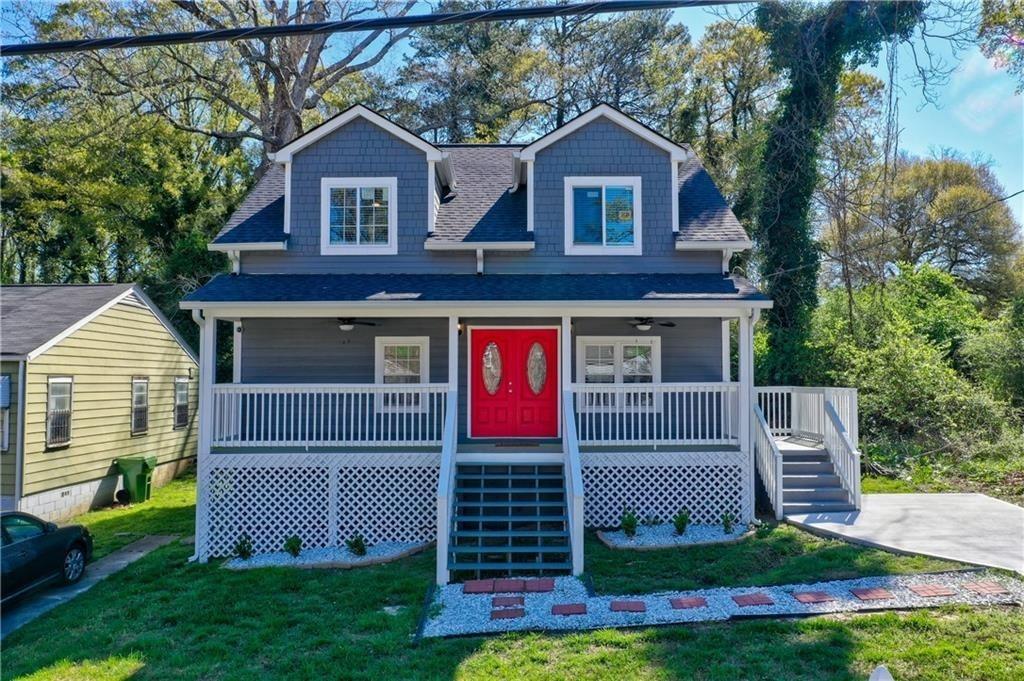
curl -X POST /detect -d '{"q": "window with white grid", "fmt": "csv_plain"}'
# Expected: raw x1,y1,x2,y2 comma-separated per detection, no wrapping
320,177,398,255
375,337,429,412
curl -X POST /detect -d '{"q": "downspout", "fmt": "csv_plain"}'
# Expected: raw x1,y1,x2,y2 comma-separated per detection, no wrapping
14,359,26,509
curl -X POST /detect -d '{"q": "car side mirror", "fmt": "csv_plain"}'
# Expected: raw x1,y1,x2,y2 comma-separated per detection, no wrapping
44,522,58,533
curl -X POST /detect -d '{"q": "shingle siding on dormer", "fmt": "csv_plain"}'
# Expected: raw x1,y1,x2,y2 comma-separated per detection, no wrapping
242,115,722,275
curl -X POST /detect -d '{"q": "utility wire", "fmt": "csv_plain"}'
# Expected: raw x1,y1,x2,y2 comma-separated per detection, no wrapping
0,0,738,57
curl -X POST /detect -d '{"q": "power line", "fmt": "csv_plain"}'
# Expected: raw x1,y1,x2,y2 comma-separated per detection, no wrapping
0,0,738,57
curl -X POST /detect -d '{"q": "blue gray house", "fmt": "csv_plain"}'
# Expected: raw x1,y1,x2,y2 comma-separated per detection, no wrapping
182,104,861,581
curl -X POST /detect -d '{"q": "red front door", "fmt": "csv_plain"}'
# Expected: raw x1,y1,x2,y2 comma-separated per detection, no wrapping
470,328,559,438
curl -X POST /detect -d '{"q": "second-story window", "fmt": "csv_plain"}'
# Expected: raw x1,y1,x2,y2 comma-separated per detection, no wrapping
320,177,399,255
564,176,642,256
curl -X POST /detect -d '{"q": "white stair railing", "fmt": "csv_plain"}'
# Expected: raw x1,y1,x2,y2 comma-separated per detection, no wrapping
569,382,740,446
824,400,861,509
435,389,459,584
753,405,784,519
211,383,449,447
561,390,585,576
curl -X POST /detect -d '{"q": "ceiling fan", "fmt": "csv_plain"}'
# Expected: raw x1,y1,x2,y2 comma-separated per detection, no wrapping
630,317,676,331
337,318,378,332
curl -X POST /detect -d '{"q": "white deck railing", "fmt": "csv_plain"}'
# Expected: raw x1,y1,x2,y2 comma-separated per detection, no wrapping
211,383,450,448
824,400,862,509
755,387,858,448
435,389,459,584
568,382,740,447
561,391,585,575
753,405,784,519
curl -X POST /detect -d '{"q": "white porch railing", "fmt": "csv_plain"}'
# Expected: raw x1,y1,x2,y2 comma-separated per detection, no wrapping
561,391,585,575
755,387,858,448
753,404,784,519
568,382,740,447
824,400,862,509
435,389,459,584
211,383,450,448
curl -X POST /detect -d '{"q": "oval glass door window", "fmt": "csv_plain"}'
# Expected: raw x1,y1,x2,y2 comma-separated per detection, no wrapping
527,342,547,395
482,341,502,395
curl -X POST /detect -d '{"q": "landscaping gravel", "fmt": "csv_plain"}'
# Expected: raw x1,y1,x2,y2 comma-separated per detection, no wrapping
224,541,427,570
599,522,750,548
421,570,1023,638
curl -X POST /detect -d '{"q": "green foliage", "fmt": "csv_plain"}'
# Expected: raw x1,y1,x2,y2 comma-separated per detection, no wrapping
672,509,691,536
962,296,1024,410
979,0,1024,92
346,534,368,557
721,511,736,534
284,535,302,558
234,533,254,561
619,509,639,538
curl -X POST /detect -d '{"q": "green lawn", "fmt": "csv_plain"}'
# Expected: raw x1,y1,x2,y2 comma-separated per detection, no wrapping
5,476,1023,681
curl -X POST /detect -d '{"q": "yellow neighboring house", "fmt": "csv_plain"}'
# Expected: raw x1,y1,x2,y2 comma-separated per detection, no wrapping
0,283,198,520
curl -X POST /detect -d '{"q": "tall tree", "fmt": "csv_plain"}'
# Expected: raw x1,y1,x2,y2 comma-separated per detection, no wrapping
752,1,923,383
979,0,1024,91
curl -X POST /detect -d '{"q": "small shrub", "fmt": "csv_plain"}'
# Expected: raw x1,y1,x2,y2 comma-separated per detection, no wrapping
721,511,737,534
620,509,638,538
234,533,254,560
672,509,691,536
346,534,368,556
284,535,302,557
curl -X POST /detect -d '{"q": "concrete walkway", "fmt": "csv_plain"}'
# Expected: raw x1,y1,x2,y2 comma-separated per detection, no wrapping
787,494,1024,574
1,534,177,639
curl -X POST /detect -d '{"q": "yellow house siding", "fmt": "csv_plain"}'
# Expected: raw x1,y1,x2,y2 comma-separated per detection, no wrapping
1,360,21,496
22,299,198,496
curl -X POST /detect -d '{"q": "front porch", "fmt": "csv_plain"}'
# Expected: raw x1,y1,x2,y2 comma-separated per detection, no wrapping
188,308,859,583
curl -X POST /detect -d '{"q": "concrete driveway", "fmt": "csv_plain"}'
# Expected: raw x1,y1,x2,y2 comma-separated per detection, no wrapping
787,493,1024,574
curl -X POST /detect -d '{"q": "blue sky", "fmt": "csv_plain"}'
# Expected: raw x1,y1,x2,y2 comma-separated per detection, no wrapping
677,5,1024,223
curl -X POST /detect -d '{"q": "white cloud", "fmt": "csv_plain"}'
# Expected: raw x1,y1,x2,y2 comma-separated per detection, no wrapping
952,81,1022,133
950,51,1003,95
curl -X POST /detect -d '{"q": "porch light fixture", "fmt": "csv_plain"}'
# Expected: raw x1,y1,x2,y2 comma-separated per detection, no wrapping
338,320,355,332
633,321,652,332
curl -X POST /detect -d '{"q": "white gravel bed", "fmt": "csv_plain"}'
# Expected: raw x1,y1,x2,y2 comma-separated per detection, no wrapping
421,570,1023,638
224,541,427,570
598,522,750,549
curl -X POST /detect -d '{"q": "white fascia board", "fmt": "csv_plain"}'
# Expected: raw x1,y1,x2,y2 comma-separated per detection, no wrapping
179,299,773,317
423,240,535,251
29,285,199,364
207,241,288,252
675,239,752,251
519,104,688,162
271,105,443,163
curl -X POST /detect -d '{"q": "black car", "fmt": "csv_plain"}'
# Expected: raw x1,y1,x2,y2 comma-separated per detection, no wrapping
1,511,93,604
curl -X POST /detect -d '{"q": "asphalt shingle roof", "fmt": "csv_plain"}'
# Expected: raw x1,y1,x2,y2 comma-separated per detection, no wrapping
1,283,135,356
430,145,529,244
183,273,767,304
212,165,287,245
676,154,750,243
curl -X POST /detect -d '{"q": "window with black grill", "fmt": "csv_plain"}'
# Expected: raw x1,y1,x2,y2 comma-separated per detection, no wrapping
174,377,189,429
132,378,149,435
46,377,72,446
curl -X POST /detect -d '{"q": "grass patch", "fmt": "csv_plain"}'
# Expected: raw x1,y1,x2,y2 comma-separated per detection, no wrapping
861,475,919,494
6,474,1022,681
585,524,962,595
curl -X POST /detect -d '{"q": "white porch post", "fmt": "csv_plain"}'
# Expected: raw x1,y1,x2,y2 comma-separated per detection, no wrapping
436,315,459,585
448,316,459,387
560,316,572,393
721,319,731,382
738,312,755,521
192,311,217,562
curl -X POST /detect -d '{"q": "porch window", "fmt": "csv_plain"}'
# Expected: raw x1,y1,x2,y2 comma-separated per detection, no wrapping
564,176,642,256
131,377,149,435
320,177,398,255
374,337,429,412
576,337,660,410
173,377,189,429
46,377,72,447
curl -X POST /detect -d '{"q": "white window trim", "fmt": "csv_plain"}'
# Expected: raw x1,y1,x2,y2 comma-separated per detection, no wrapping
174,376,190,430
131,377,149,436
575,336,661,413
320,177,399,255
46,376,73,447
564,176,642,256
374,336,430,414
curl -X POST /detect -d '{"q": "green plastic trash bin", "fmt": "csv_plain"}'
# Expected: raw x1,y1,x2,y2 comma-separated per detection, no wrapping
116,455,158,503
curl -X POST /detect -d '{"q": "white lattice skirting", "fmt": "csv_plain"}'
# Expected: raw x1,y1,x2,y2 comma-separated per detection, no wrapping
200,452,439,558
581,451,752,527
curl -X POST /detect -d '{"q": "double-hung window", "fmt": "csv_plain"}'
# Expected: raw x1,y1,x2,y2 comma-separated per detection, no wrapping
564,176,642,255
576,337,660,410
320,177,398,255
1,374,10,452
374,337,429,412
46,377,73,447
131,377,149,435
173,377,189,429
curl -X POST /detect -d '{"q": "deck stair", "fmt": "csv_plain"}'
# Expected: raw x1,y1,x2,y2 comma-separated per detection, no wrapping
779,439,856,515
449,462,572,578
